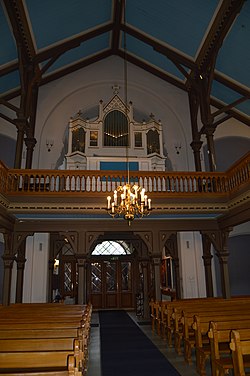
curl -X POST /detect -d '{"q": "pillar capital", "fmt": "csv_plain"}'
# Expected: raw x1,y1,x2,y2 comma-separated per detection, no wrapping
24,136,37,149
202,254,213,266
2,255,15,268
16,258,26,270
190,140,203,152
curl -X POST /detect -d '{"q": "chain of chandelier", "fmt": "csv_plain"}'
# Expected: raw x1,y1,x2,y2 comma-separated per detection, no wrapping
105,0,152,225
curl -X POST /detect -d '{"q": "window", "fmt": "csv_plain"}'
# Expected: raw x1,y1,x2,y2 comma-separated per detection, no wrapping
92,240,132,256
147,129,160,155
134,132,142,147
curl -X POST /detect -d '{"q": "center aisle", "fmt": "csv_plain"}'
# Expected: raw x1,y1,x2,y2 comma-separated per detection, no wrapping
99,310,181,376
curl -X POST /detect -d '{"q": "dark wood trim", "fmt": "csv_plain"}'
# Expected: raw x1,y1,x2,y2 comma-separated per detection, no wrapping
195,0,246,71
122,24,196,70
40,50,113,86
116,50,186,91
111,0,123,52
34,23,114,63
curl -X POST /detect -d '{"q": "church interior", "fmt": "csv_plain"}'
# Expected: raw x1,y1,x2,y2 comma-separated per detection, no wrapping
0,0,249,375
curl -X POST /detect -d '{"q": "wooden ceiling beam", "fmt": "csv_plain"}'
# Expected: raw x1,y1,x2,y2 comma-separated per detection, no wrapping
214,72,250,98
111,0,123,52
210,97,250,126
40,50,112,86
3,0,36,63
212,96,249,119
121,24,196,70
195,0,246,72
116,49,186,92
0,62,19,78
34,23,114,63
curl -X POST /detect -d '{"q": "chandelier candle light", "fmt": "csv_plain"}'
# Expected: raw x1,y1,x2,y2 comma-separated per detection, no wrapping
106,183,152,225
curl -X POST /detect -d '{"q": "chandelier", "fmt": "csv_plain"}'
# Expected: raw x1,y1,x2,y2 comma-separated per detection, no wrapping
106,0,152,225
106,182,152,225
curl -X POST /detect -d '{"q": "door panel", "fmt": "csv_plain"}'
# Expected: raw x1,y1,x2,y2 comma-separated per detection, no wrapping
120,261,133,308
88,259,134,310
105,261,117,308
90,262,103,308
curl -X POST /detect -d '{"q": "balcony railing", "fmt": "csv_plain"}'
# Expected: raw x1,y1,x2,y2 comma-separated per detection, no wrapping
0,152,249,198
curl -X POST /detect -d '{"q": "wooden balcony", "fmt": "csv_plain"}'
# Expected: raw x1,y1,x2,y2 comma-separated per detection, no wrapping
0,152,249,230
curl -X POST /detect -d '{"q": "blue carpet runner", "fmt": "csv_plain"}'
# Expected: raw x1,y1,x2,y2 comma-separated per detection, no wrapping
99,310,181,376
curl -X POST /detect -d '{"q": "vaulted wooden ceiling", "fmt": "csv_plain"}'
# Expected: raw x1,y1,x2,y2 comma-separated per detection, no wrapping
0,0,249,131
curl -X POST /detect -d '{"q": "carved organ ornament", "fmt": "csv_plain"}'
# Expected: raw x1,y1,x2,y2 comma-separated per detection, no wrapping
65,94,165,172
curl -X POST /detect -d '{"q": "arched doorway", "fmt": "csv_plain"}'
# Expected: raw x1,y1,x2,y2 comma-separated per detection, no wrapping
87,240,136,310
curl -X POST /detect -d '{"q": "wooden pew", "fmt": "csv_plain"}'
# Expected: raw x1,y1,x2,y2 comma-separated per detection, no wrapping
0,328,82,339
193,315,250,375
0,337,78,352
174,301,250,357
230,329,250,376
180,307,250,361
0,351,81,375
208,321,250,376
160,297,226,347
149,300,161,334
0,303,92,375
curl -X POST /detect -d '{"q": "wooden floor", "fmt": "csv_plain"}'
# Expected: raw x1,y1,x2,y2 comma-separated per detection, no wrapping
87,311,211,376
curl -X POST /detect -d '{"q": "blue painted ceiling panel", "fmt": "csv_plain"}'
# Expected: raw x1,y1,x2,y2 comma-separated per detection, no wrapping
212,81,250,117
126,33,184,81
215,1,250,88
43,33,110,74
25,0,112,49
0,70,20,94
0,3,17,64
126,0,220,58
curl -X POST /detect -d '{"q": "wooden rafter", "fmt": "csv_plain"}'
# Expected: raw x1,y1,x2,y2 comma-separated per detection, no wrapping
196,0,246,72
34,23,114,64
111,0,123,52
3,0,35,63
116,49,186,91
122,24,196,70
0,0,249,130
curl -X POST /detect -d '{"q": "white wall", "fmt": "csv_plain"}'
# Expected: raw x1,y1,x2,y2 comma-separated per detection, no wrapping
179,231,206,298
23,233,49,303
33,56,193,171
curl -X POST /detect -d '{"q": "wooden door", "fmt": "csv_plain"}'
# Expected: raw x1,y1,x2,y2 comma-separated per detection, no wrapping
88,259,134,310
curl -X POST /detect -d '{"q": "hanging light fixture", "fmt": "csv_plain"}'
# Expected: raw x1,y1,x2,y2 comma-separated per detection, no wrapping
106,0,152,225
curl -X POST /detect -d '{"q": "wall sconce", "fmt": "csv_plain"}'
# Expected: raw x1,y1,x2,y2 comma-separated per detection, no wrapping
174,143,182,155
46,139,54,152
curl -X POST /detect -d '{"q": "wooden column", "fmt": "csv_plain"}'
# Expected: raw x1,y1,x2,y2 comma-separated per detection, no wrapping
205,127,217,172
142,261,149,319
216,250,231,299
76,231,87,305
77,256,87,305
15,241,26,303
2,255,15,305
14,119,26,168
25,137,37,169
48,259,54,303
152,257,161,301
202,229,232,299
201,233,214,297
188,87,203,171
